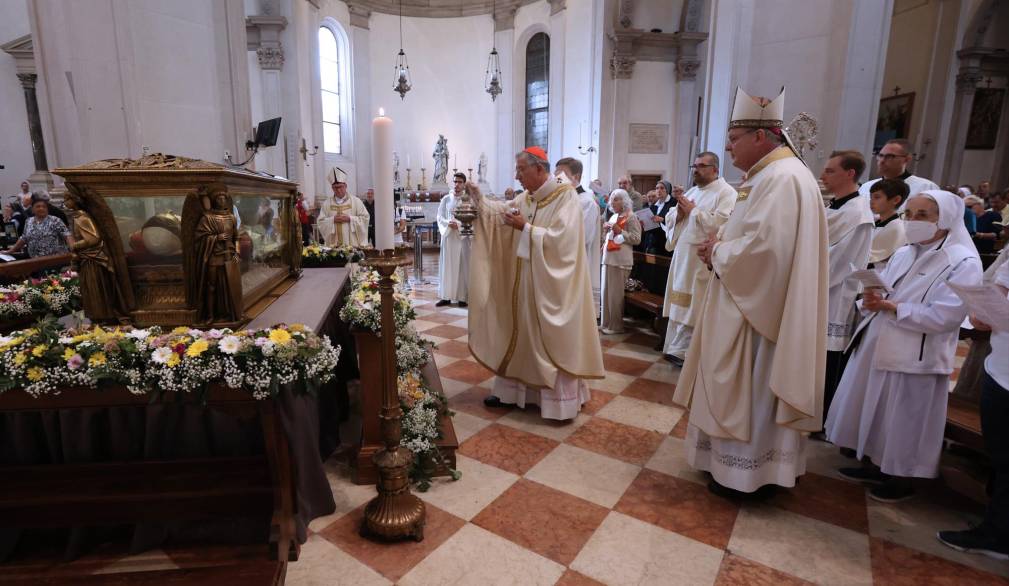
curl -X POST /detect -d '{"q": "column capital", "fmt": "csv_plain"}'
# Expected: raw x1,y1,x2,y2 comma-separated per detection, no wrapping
675,57,700,81
548,0,566,15
247,15,287,71
257,46,285,70
348,3,372,29
17,72,38,90
955,69,983,94
610,55,636,79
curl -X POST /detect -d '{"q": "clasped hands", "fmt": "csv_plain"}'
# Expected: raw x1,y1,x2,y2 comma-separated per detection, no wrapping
696,234,718,267
862,288,897,313
333,214,350,224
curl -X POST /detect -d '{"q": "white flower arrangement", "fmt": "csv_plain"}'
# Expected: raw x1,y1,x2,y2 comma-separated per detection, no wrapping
0,271,80,321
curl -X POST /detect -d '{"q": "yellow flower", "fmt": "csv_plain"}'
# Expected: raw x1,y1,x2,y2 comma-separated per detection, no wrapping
268,328,292,345
186,339,209,357
63,348,75,361
14,353,27,365
32,344,48,357
289,323,305,332
88,352,107,367
26,367,44,381
171,326,190,335
167,353,180,367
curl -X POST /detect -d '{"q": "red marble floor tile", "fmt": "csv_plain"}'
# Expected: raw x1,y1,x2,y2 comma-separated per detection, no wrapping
615,468,740,549
565,416,664,465
448,385,512,420
670,411,689,438
555,568,607,586
418,312,467,324
714,553,813,586
438,359,495,384
458,423,559,475
471,479,609,566
869,537,1009,585
769,472,868,534
621,377,677,406
622,332,662,349
600,338,619,349
581,388,616,415
432,339,473,359
318,503,465,582
602,353,653,377
423,324,469,340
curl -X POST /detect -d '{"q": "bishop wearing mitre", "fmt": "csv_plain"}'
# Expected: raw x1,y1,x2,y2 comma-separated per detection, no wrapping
467,147,605,421
673,88,829,497
318,167,370,247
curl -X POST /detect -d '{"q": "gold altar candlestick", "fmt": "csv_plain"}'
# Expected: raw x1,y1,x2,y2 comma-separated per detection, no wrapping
420,168,427,191
405,168,412,191
361,247,425,542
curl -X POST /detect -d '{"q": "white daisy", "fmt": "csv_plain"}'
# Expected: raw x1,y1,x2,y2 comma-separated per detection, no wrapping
151,347,173,364
219,335,241,355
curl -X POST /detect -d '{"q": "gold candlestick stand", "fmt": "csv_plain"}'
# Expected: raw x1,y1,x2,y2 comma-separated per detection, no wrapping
361,247,425,542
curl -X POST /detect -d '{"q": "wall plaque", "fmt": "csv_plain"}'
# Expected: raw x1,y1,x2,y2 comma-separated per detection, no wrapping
629,123,669,154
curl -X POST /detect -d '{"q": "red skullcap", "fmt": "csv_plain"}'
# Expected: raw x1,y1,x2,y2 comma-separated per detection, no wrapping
523,146,548,161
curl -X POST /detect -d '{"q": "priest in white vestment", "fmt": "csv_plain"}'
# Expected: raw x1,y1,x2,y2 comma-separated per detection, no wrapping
435,173,472,307
867,178,909,270
660,152,736,365
673,88,829,496
468,147,605,421
826,190,982,503
819,150,874,425
317,167,370,247
858,139,938,205
556,157,601,314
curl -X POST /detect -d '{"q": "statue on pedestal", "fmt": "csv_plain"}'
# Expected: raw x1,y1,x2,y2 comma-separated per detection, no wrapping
432,135,449,187
477,152,489,189
182,185,243,325
63,183,135,322
393,151,401,188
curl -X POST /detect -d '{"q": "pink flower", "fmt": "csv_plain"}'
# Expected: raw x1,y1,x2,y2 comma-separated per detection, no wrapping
67,354,84,370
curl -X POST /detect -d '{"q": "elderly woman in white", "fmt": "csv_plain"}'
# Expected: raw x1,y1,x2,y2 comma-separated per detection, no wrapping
599,189,641,334
825,190,982,503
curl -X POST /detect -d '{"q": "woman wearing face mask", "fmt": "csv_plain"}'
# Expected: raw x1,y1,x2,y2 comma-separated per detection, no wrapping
825,190,982,503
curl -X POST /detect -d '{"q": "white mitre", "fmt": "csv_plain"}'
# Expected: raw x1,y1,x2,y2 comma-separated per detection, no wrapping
325,166,349,185
729,87,803,162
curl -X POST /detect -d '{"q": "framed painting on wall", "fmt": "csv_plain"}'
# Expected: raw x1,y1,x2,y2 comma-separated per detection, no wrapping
874,92,915,151
965,88,1005,150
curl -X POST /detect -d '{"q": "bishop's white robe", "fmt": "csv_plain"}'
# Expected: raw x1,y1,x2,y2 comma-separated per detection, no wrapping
661,178,737,359
673,147,829,492
436,192,471,302
468,176,605,420
578,188,602,313
825,194,874,352
859,174,939,206
317,194,370,247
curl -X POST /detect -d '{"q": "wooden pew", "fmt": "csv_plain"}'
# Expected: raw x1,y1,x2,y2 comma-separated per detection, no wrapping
0,253,71,284
625,251,672,333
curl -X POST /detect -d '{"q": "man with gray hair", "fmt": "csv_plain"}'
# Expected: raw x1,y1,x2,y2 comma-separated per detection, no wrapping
617,175,644,210
466,147,605,421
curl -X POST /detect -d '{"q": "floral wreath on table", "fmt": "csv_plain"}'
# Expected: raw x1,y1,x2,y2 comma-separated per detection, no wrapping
340,268,460,491
0,271,80,322
301,244,365,268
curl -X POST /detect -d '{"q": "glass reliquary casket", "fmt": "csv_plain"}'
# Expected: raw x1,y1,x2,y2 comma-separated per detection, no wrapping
53,154,301,328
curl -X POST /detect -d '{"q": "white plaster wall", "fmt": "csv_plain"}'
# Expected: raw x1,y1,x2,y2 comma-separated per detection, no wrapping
0,0,33,198
631,0,682,33
624,61,676,183
881,0,940,146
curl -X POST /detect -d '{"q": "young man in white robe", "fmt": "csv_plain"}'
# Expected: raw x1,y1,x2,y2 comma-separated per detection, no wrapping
819,150,874,428
435,173,472,307
858,139,938,204
673,88,829,497
660,152,736,366
556,157,601,315
825,190,982,503
867,179,909,270
468,147,605,421
317,167,370,247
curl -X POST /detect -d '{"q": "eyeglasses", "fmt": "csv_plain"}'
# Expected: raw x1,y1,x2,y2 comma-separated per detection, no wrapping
876,153,907,161
727,129,757,145
690,164,715,170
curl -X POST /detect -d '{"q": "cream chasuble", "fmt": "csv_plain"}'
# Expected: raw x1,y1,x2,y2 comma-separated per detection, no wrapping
468,176,605,393
674,147,829,441
661,177,737,324
318,194,370,247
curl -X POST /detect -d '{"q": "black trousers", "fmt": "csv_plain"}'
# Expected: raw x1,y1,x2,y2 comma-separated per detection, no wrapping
823,350,849,428
981,371,1009,539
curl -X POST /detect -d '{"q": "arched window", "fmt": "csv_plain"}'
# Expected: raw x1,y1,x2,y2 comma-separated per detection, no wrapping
524,32,550,151
319,26,343,154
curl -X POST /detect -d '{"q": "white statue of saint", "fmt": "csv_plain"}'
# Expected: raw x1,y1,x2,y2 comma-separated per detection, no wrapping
432,135,449,186
477,152,488,185
393,151,401,187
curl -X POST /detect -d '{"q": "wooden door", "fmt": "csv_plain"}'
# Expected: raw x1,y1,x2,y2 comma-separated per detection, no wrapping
631,174,661,197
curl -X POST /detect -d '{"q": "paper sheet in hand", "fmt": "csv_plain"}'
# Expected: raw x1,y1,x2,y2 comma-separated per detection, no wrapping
946,281,1009,331
850,269,892,293
635,208,659,231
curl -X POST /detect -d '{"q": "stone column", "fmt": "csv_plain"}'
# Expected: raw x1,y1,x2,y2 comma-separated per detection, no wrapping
349,4,373,196
607,55,635,183
247,15,288,177
494,8,516,193
547,0,567,160
941,65,983,184
672,52,701,186
17,72,53,190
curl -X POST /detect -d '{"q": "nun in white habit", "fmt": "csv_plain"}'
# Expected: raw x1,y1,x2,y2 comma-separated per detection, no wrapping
825,190,982,503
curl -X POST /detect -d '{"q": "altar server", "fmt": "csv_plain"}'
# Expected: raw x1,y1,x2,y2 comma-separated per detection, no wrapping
435,173,472,307
859,139,938,204
660,152,736,365
819,150,874,423
673,87,829,496
826,190,982,503
469,148,605,420
556,157,601,313
867,179,909,270
318,167,370,247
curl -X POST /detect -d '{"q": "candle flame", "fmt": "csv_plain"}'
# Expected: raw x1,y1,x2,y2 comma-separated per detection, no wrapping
378,107,385,116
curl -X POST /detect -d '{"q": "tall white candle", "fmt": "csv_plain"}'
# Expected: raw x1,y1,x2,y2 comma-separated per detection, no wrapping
406,153,411,168
372,108,394,250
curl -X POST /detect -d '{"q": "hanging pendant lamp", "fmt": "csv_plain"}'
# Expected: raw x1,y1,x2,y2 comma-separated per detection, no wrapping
393,0,412,99
485,0,503,101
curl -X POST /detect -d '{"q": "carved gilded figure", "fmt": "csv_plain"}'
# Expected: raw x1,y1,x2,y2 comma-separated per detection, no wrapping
183,186,243,324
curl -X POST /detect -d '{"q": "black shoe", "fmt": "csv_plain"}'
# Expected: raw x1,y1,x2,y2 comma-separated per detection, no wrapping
435,300,451,307
483,396,505,408
869,482,915,503
458,302,468,308
708,479,776,501
663,354,684,367
937,527,1009,561
809,431,827,442
838,466,887,485
839,447,857,459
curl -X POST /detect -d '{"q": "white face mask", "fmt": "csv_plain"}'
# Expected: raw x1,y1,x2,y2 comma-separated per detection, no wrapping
904,220,938,244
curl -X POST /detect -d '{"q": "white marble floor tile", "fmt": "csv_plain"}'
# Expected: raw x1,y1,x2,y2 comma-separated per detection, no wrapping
639,361,681,384
608,344,663,363
439,377,472,398
416,455,519,521
308,462,380,532
645,435,708,485
497,410,589,442
286,535,391,586
433,354,460,368
595,395,683,434
450,410,493,443
589,372,637,394
525,444,641,508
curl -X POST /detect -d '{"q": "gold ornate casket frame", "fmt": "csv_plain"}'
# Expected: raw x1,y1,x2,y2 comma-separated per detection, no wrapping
54,155,301,328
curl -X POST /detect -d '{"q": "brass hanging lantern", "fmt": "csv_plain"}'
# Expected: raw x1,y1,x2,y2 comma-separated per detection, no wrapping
485,0,503,101
393,0,412,99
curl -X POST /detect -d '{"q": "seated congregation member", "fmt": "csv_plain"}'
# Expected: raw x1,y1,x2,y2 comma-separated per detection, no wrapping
556,157,601,313
6,192,72,258
868,178,909,270
2,202,21,243
972,190,1005,257
600,190,641,334
825,190,982,503
660,152,736,366
820,150,875,425
435,173,472,307
937,248,1009,560
643,181,676,255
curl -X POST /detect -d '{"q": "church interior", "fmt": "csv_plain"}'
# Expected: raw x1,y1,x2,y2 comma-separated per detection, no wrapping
1,0,1008,584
